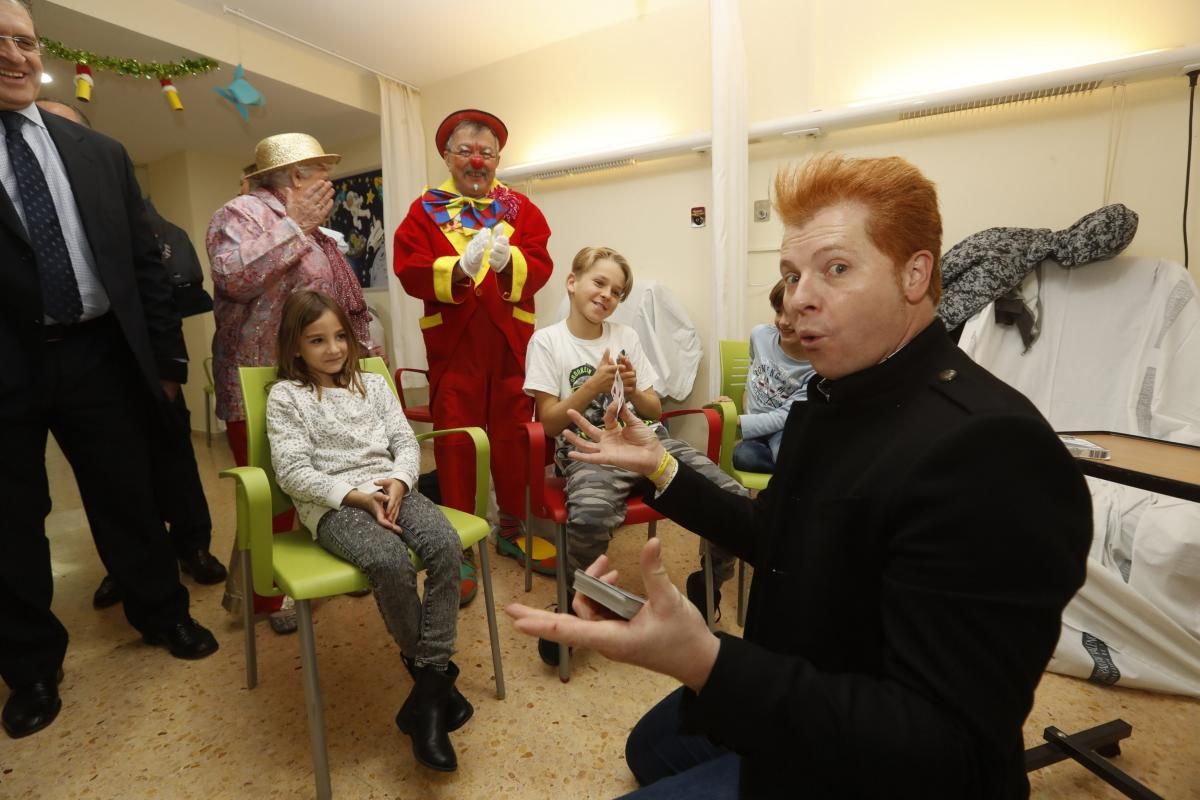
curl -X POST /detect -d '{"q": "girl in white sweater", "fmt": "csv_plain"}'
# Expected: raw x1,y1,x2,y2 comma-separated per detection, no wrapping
266,290,466,772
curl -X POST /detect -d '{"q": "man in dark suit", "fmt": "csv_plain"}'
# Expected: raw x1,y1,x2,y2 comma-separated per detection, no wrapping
0,0,217,740
508,154,1093,798
34,99,228,608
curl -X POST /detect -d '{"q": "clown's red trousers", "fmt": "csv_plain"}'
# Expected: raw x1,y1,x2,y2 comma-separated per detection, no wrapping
430,308,531,519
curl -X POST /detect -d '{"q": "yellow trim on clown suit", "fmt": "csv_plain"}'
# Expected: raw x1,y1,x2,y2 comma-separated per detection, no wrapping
419,312,444,330
506,242,528,303
512,307,535,325
433,256,461,303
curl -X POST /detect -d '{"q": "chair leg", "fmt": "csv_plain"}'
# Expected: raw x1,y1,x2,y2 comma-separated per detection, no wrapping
296,599,332,800
555,523,571,682
647,519,657,539
523,489,533,593
736,558,748,628
240,549,258,689
204,393,212,448
476,542,506,700
703,541,716,632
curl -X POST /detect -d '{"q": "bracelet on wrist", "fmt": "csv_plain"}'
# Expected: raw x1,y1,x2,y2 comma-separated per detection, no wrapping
647,450,674,482
652,456,679,491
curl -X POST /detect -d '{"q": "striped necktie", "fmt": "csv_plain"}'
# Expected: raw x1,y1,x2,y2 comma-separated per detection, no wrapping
2,111,83,324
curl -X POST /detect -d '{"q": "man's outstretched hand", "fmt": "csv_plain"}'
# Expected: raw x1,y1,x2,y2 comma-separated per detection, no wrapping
505,538,719,692
563,400,664,477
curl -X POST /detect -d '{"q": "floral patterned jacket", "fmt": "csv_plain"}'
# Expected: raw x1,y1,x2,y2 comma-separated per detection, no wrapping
206,188,375,421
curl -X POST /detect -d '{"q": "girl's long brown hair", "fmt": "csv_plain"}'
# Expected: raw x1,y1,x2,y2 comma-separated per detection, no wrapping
275,290,365,397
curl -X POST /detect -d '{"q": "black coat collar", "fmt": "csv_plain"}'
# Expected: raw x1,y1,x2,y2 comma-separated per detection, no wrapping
810,318,950,406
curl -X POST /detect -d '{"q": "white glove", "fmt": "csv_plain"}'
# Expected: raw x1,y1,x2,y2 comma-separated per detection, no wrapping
459,227,491,280
488,227,511,273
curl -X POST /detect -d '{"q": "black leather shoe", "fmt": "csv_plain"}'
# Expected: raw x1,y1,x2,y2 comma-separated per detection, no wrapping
143,618,219,660
178,549,228,585
536,636,572,667
92,574,122,609
2,669,63,739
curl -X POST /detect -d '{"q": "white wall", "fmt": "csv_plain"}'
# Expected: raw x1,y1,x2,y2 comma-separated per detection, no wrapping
418,0,1200,414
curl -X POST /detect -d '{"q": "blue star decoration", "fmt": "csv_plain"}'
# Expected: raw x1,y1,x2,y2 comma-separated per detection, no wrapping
214,64,265,121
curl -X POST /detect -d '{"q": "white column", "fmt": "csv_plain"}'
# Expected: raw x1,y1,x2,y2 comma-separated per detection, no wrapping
709,0,748,395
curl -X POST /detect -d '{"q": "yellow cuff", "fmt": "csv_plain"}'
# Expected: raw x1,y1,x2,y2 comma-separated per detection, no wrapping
505,245,529,302
433,256,461,303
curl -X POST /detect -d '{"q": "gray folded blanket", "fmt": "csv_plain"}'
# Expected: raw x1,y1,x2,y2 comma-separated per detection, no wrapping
937,204,1139,348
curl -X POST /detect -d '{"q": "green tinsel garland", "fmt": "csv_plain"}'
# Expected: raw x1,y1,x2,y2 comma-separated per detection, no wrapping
40,37,219,80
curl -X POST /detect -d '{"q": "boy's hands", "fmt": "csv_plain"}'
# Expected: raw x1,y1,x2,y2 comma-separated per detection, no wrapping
585,349,620,397
617,352,637,394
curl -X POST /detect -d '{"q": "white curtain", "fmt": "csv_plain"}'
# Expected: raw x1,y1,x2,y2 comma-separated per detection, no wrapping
378,76,428,379
709,0,749,396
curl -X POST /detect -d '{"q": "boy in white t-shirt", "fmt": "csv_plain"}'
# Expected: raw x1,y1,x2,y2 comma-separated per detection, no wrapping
523,247,745,664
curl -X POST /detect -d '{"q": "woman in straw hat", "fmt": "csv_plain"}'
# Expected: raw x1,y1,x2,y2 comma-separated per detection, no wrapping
206,133,381,632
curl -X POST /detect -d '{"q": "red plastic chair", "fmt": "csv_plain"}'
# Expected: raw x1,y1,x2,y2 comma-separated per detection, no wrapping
394,367,433,425
523,407,723,681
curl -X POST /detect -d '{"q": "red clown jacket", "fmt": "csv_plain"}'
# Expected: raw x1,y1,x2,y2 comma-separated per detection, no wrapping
393,179,553,381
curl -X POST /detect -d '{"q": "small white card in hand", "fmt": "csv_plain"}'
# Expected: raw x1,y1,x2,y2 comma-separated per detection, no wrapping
574,570,645,620
610,358,625,409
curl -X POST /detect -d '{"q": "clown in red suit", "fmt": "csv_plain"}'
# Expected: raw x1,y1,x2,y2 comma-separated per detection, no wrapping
395,109,556,598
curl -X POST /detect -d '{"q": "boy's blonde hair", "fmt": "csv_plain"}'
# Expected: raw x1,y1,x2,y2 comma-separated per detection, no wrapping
570,246,633,301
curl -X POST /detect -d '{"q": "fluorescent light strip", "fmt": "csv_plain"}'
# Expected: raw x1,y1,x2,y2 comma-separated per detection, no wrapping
498,44,1200,184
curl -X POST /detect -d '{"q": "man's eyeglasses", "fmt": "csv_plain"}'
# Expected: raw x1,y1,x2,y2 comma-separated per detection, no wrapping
0,35,40,54
447,148,499,163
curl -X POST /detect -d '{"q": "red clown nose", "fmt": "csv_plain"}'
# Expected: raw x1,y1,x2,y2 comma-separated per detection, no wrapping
470,155,485,169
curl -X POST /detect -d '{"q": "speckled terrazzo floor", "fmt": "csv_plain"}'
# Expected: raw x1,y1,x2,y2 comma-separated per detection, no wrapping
1,435,1197,799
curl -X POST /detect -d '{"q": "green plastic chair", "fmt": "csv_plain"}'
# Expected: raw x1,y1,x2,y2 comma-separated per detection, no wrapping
220,357,505,800
202,356,216,448
707,339,773,627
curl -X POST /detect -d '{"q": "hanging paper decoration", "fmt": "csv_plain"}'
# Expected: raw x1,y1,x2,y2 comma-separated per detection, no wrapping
74,63,93,102
214,65,266,121
161,78,183,111
40,38,219,81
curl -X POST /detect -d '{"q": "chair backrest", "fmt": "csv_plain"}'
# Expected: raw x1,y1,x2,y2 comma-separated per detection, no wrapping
238,356,397,518
719,339,751,415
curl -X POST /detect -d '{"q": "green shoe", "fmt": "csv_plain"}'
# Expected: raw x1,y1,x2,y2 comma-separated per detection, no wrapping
495,533,557,576
459,559,478,607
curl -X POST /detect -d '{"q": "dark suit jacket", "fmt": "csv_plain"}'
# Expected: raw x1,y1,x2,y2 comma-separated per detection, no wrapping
0,109,185,413
650,320,1092,799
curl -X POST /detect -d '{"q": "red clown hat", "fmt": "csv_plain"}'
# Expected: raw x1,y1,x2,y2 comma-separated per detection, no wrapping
434,108,508,154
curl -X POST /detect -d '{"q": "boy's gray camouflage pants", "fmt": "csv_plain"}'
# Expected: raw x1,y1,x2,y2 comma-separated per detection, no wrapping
557,431,746,586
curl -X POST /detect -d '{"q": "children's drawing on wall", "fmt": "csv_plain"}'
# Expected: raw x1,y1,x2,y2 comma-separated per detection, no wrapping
325,169,388,289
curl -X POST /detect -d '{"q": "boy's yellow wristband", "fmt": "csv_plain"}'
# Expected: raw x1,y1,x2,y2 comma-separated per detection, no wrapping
647,450,674,482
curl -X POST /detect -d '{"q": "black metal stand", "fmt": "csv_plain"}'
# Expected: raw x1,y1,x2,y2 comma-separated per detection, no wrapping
1024,719,1163,800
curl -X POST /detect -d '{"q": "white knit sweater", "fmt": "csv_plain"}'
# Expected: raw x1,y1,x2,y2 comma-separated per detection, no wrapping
266,372,420,536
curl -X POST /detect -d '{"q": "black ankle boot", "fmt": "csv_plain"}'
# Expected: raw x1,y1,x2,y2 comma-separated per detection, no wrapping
401,655,473,732
395,664,457,771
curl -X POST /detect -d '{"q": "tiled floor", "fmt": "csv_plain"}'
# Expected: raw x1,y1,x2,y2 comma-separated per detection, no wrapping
1,435,1197,799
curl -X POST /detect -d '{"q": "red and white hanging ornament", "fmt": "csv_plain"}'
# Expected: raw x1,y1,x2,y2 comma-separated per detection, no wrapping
74,63,94,102
161,78,183,111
